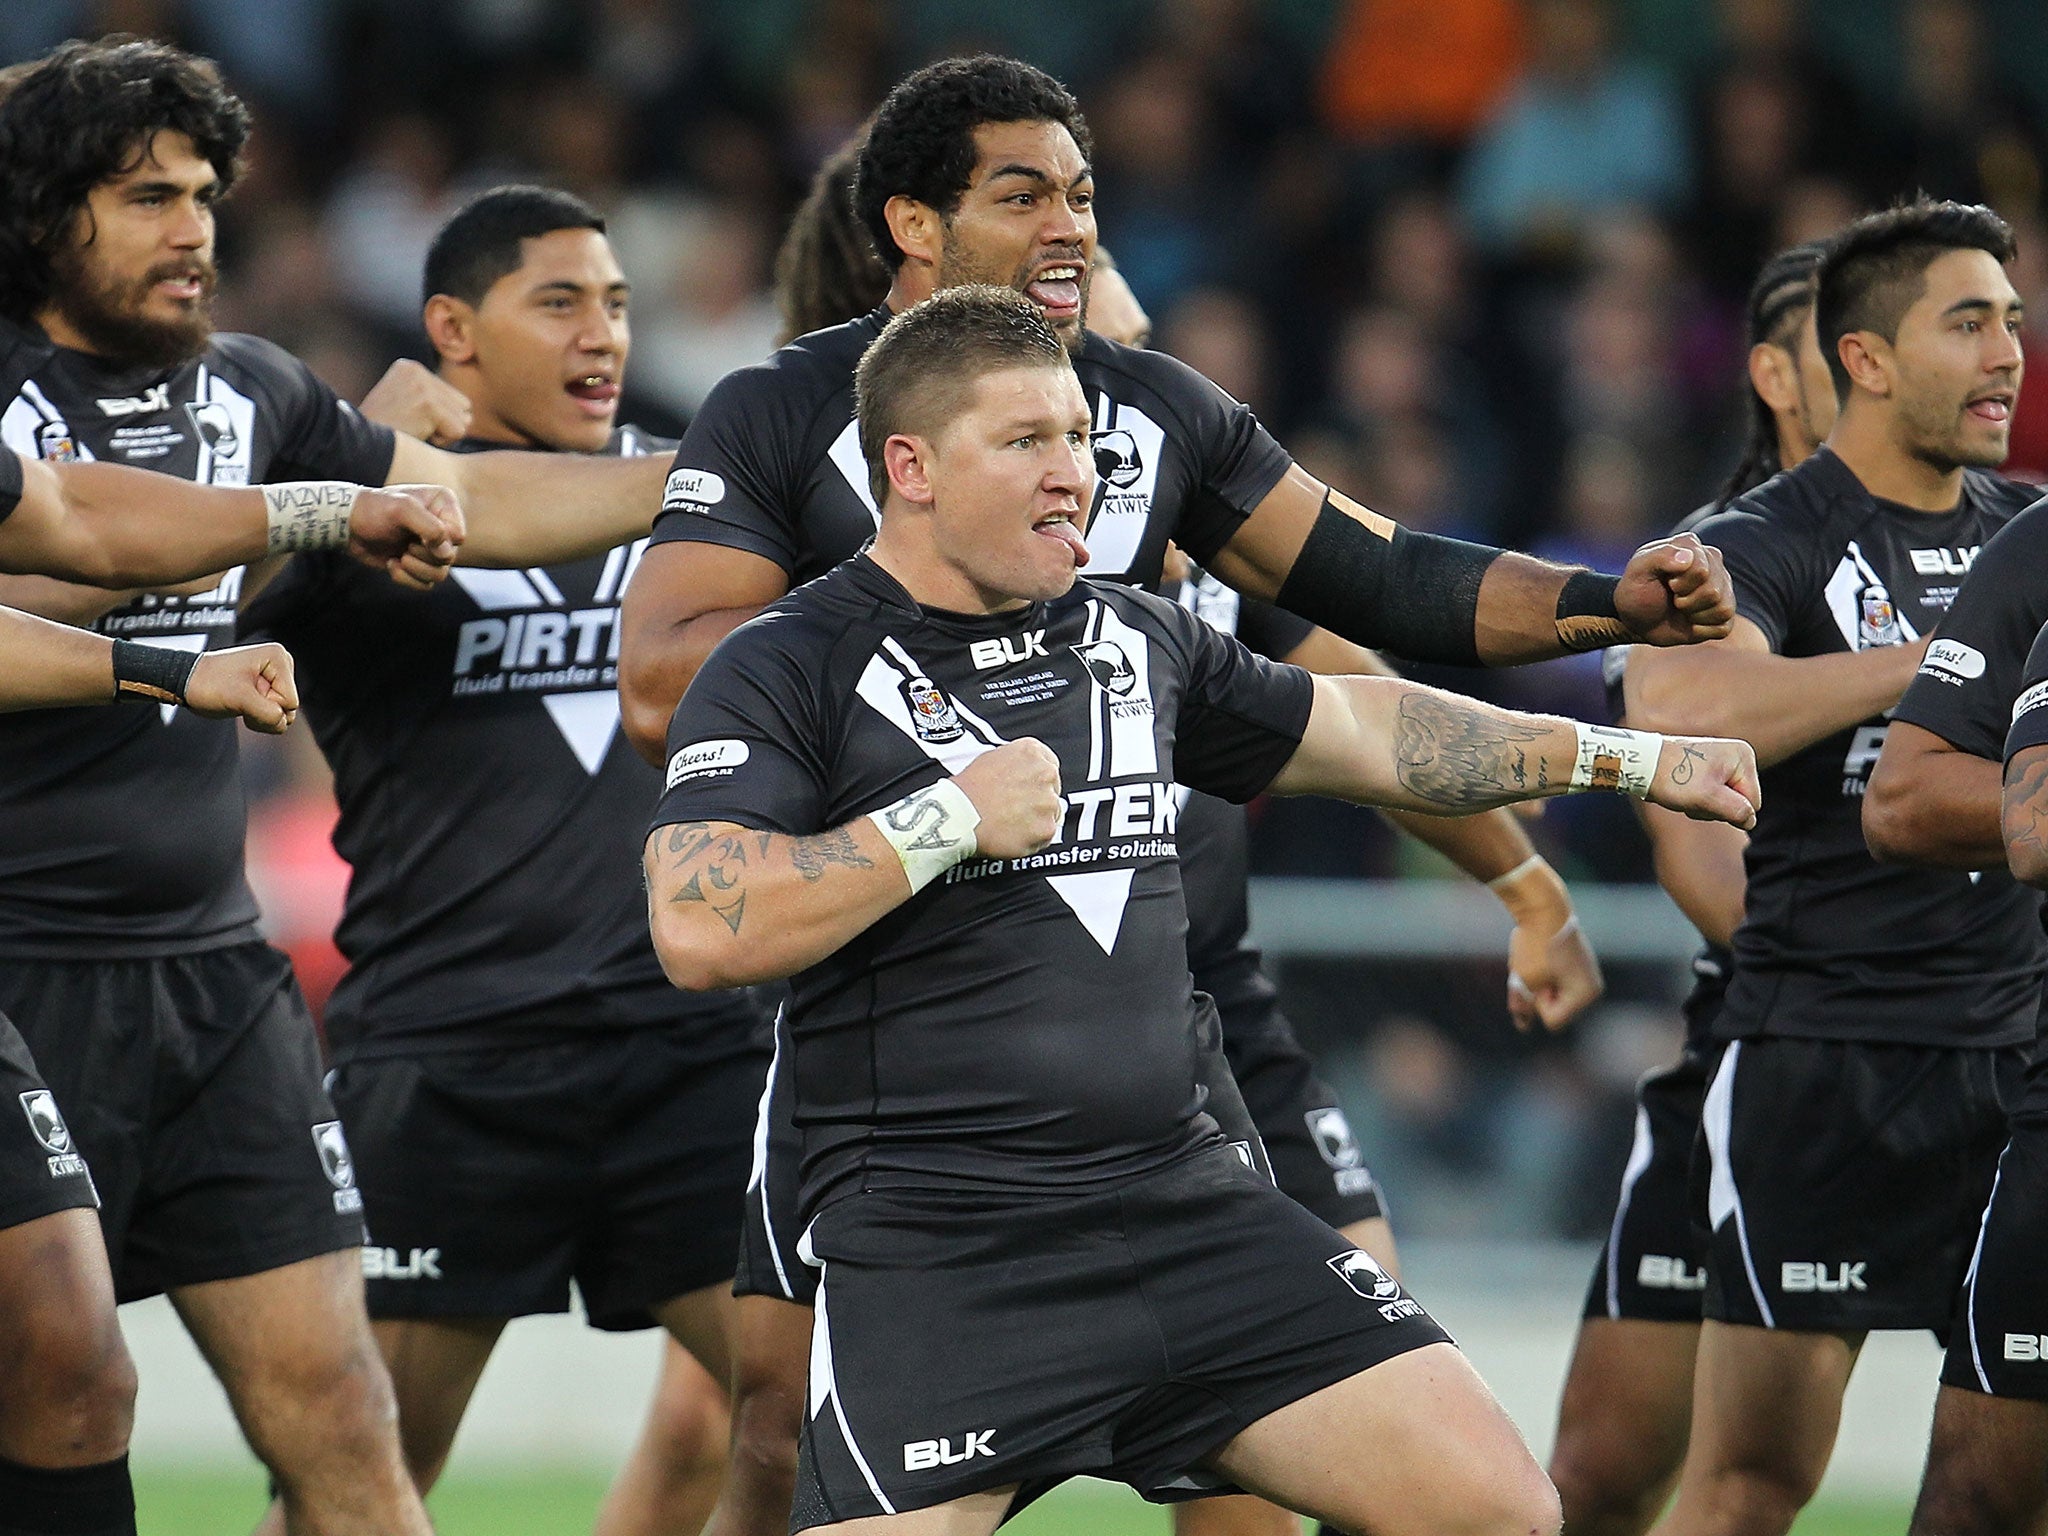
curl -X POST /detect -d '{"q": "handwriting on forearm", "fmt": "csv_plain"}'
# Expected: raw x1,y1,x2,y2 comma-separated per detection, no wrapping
657,820,877,937
1392,691,1552,809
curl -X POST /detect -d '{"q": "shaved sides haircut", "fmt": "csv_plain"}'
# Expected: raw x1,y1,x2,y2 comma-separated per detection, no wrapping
423,184,607,308
1816,198,2017,401
854,284,1071,504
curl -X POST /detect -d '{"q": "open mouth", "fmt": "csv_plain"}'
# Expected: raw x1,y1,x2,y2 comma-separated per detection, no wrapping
1034,510,1089,565
1024,264,1083,318
565,373,620,415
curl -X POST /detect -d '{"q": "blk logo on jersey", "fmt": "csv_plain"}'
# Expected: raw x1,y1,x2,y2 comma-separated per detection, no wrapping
99,385,170,417
313,1120,364,1215
19,1091,89,1182
901,677,966,743
970,632,1048,670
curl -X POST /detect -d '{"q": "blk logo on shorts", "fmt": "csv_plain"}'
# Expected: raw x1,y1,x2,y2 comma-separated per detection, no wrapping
19,1091,90,1183
313,1121,364,1215
903,1432,994,1471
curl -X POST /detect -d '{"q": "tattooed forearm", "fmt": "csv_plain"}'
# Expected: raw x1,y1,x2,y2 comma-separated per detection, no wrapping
790,827,876,881
1392,691,1556,809
2003,752,2048,877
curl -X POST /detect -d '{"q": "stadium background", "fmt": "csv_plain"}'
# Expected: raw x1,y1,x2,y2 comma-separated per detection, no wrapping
5,0,2043,1530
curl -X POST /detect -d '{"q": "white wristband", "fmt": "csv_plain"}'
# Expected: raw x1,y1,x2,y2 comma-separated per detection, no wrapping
866,778,981,894
1485,853,1549,894
263,482,360,553
1571,723,1663,798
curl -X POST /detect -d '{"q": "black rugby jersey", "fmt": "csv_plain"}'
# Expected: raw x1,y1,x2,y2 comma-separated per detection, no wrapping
0,321,396,957
0,448,20,514
1169,572,1312,1055
649,307,1293,586
650,557,1314,1215
1600,502,1733,1046
1694,448,2042,1047
243,428,759,1060
1895,493,2048,762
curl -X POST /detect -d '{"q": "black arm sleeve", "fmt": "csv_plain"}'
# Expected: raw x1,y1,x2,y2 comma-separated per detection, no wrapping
2004,622,2048,765
0,449,19,525
1272,496,1496,667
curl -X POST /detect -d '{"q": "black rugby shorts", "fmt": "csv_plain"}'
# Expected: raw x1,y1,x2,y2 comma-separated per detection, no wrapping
1942,1055,2048,1400
1224,1003,1386,1231
789,1142,1448,1530
0,1009,99,1231
334,1028,767,1329
0,943,364,1300
1582,1044,1718,1323
1696,1036,2017,1334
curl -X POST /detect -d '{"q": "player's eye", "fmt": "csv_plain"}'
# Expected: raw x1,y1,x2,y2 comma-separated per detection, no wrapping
1066,430,1087,447
1012,434,1036,449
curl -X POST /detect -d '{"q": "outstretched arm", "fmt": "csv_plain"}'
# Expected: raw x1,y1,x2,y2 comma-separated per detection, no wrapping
0,604,299,731
388,432,664,568
0,455,462,589
1204,466,1735,667
1279,625,1602,1030
1267,673,1760,828
2004,744,2048,887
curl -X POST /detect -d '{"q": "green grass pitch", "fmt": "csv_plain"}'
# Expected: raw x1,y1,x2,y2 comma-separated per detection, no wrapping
132,1466,1912,1535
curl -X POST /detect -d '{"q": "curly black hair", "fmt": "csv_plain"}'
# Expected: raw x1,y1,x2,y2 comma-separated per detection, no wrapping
1715,242,1824,510
775,132,890,343
0,36,250,324
1815,197,2016,403
854,56,1092,273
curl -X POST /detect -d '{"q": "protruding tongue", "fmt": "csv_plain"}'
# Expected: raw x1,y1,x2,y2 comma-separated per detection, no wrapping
1026,277,1081,310
1039,517,1090,566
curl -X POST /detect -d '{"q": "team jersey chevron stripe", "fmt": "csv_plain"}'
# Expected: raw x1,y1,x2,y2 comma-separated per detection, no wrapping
826,419,880,526
1823,538,1919,649
1077,598,1160,780
855,633,1143,955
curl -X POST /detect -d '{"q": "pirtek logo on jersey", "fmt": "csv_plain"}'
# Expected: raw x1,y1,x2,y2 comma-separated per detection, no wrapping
903,1433,994,1471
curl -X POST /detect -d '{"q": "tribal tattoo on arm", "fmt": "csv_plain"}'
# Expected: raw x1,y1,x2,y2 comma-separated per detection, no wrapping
656,821,877,936
1392,691,1556,810
2003,750,2048,877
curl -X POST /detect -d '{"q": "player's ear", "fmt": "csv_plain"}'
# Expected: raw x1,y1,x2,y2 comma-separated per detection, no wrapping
1748,341,1797,414
884,195,941,272
884,433,936,506
1837,329,1892,401
423,295,478,367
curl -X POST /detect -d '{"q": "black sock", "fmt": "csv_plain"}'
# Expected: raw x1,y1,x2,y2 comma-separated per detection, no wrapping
0,1454,135,1536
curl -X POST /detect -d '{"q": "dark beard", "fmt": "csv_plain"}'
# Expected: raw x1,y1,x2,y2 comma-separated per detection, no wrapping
46,246,216,370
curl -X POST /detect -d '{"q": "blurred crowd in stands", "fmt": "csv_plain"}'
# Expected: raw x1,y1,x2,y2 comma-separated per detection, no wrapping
7,0,2046,1235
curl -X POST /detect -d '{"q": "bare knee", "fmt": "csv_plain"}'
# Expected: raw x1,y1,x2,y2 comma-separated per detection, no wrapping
0,1310,137,1466
243,1331,402,1475
728,1374,801,1488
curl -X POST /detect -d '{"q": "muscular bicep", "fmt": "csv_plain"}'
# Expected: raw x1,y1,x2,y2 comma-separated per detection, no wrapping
619,541,792,764
1203,465,1329,601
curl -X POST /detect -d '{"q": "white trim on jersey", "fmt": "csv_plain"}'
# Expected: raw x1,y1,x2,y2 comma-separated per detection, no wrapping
810,1273,897,1514
1604,1104,1657,1318
1962,1145,2007,1393
1702,1042,1775,1327
748,1013,797,1301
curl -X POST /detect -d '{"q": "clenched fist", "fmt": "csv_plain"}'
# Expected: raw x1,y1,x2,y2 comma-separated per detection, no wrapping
1648,735,1761,830
348,484,465,590
359,359,473,446
1618,532,1736,645
184,643,300,734
953,739,1065,858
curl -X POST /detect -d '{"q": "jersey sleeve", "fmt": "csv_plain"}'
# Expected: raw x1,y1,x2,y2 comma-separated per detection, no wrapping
1896,497,2048,760
225,335,397,485
648,365,810,575
1158,597,1315,801
1232,592,1316,663
647,610,834,837
1124,348,1292,567
0,449,20,523
2003,621,2048,762
1689,506,1812,653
